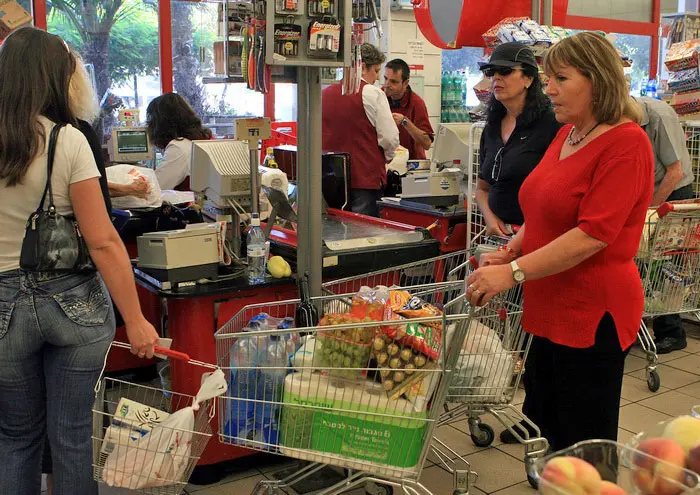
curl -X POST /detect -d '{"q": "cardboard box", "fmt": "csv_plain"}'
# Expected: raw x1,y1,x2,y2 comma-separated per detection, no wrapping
0,0,32,39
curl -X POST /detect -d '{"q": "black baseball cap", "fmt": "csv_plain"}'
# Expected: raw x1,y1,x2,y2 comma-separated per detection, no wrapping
483,42,538,70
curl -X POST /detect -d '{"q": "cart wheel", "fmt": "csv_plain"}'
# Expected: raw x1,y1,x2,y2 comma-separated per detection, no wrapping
528,473,538,489
365,481,393,495
647,370,661,392
470,423,495,447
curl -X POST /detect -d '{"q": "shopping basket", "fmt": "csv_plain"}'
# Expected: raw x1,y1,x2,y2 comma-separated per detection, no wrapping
92,342,220,494
636,201,700,392
533,439,699,495
214,282,475,495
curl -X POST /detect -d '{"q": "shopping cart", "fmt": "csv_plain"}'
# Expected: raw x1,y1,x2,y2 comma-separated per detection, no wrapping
636,201,700,392
465,122,487,247
92,342,220,494
215,282,479,495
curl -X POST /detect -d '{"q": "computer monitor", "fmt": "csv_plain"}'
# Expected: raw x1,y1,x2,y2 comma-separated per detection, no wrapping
431,123,473,173
111,127,153,163
190,139,257,207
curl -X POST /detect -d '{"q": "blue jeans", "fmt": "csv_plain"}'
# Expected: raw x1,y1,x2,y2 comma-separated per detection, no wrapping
350,189,382,217
0,270,115,495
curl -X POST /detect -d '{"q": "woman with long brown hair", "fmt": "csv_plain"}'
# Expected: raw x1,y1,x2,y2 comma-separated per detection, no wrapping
0,27,159,494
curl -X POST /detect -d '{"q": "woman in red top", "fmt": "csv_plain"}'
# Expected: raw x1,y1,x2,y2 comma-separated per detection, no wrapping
465,32,654,451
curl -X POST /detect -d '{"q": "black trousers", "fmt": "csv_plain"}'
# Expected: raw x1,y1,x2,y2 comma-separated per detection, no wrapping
654,183,694,341
522,313,629,452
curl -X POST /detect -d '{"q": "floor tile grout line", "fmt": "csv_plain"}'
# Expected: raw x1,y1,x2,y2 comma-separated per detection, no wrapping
488,478,534,495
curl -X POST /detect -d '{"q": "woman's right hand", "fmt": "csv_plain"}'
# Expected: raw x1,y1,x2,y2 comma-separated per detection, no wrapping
128,177,151,199
480,250,516,267
125,317,160,359
485,213,508,237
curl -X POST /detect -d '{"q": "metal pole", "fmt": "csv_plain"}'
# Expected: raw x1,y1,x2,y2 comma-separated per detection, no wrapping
531,0,541,24
542,0,553,26
307,67,323,299
296,67,310,282
249,147,260,214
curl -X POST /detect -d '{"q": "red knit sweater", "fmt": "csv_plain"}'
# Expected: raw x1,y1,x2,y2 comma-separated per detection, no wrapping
518,122,654,350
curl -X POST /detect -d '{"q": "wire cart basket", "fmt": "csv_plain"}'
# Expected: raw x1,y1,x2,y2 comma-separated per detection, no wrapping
636,201,700,392
466,122,486,247
215,282,479,495
92,343,219,494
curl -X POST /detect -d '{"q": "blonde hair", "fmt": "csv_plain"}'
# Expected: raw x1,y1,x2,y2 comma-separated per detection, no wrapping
68,52,99,122
544,32,641,124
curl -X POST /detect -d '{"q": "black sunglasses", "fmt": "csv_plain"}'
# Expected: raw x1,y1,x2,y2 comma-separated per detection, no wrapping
482,67,524,78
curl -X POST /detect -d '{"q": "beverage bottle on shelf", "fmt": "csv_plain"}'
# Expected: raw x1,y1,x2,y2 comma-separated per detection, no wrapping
255,335,290,445
247,213,267,284
640,79,648,97
646,79,657,99
262,147,278,168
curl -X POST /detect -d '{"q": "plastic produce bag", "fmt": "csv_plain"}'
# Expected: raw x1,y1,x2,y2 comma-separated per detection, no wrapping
101,369,227,489
106,164,162,210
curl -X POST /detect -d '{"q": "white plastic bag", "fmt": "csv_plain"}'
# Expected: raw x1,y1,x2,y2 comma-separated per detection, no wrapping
101,369,227,489
106,164,162,209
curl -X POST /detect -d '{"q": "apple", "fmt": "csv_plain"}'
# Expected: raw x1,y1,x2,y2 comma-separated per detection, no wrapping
632,437,687,495
601,480,627,495
540,456,602,495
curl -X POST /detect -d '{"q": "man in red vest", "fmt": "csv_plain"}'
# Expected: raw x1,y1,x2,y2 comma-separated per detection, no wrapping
383,59,433,160
322,43,399,217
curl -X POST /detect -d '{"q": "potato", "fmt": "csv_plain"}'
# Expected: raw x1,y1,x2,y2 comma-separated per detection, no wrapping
387,344,400,356
404,363,416,375
400,348,413,362
377,352,389,365
383,379,394,391
393,371,405,383
414,355,427,368
389,357,401,369
380,368,391,378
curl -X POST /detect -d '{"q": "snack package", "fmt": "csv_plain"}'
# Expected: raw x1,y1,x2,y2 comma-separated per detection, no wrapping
669,68,700,93
671,90,700,115
350,286,389,321
371,332,435,398
518,19,541,34
473,77,491,104
665,40,700,72
548,26,569,39
383,291,442,360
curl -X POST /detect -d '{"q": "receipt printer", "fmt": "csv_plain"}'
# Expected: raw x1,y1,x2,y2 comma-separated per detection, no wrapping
137,227,220,283
400,168,461,208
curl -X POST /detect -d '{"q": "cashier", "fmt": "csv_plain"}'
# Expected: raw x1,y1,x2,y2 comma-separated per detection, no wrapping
477,43,561,235
146,92,213,190
383,59,434,160
322,43,399,217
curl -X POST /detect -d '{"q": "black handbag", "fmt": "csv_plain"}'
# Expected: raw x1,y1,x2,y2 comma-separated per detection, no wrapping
19,124,95,273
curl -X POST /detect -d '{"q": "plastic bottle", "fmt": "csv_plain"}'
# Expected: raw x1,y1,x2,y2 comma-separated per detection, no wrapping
646,79,657,99
640,79,648,97
247,213,267,284
262,147,278,168
255,335,290,444
227,334,261,440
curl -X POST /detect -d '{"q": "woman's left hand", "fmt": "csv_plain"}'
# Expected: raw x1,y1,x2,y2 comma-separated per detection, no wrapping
465,264,517,306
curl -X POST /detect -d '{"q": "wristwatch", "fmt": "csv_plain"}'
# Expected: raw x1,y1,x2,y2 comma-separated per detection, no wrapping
401,117,409,127
510,260,525,284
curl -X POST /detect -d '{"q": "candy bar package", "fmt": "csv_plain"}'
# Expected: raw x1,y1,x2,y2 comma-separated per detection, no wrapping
497,24,520,43
518,19,540,34
482,17,530,48
665,40,700,72
669,68,700,93
671,90,700,115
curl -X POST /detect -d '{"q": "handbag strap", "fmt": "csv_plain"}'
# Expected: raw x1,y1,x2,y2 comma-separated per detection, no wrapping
38,123,67,213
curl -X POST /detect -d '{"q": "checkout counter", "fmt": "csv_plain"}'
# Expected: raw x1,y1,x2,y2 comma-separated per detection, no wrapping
111,135,439,470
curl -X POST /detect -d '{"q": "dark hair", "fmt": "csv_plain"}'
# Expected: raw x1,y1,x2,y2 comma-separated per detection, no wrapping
146,93,212,149
0,27,77,186
386,59,410,81
485,65,551,128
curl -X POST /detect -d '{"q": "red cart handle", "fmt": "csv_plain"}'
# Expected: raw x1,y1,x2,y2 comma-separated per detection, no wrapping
154,346,191,361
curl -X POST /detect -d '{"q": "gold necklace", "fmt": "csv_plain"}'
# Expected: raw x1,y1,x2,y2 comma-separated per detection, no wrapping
567,122,601,146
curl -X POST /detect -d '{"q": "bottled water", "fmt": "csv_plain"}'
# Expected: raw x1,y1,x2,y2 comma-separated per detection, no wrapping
228,334,261,441
247,213,267,283
255,335,290,445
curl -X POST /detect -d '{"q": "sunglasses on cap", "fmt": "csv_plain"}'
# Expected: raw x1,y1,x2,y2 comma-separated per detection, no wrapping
482,67,524,78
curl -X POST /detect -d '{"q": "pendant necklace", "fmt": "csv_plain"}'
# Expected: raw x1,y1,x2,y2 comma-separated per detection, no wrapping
567,122,600,146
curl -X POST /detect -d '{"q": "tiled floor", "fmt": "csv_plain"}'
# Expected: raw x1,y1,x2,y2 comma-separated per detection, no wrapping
179,330,700,495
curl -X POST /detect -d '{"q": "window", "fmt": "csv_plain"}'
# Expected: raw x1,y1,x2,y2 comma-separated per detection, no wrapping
171,1,264,138
611,34,651,95
567,0,653,23
442,46,484,108
47,1,161,143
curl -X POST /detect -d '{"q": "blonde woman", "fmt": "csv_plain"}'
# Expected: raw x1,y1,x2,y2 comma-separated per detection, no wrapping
0,27,159,494
466,32,654,451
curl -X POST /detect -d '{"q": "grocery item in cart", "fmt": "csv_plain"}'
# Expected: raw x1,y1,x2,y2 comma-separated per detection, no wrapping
660,264,694,312
102,369,227,490
316,313,376,379
665,40,700,72
279,372,427,469
451,320,512,401
384,291,442,360
99,398,170,459
371,332,436,399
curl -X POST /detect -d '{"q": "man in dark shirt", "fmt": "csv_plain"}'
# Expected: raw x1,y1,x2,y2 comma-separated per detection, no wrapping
383,59,434,160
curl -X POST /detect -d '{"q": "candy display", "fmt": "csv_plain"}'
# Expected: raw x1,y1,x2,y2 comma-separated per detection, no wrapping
668,68,700,94
671,90,700,115
665,40,700,72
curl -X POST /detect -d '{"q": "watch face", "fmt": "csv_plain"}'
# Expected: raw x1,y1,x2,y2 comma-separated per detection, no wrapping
514,270,525,283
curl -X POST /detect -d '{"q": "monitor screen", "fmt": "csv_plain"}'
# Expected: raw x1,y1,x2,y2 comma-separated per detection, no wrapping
116,129,149,154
